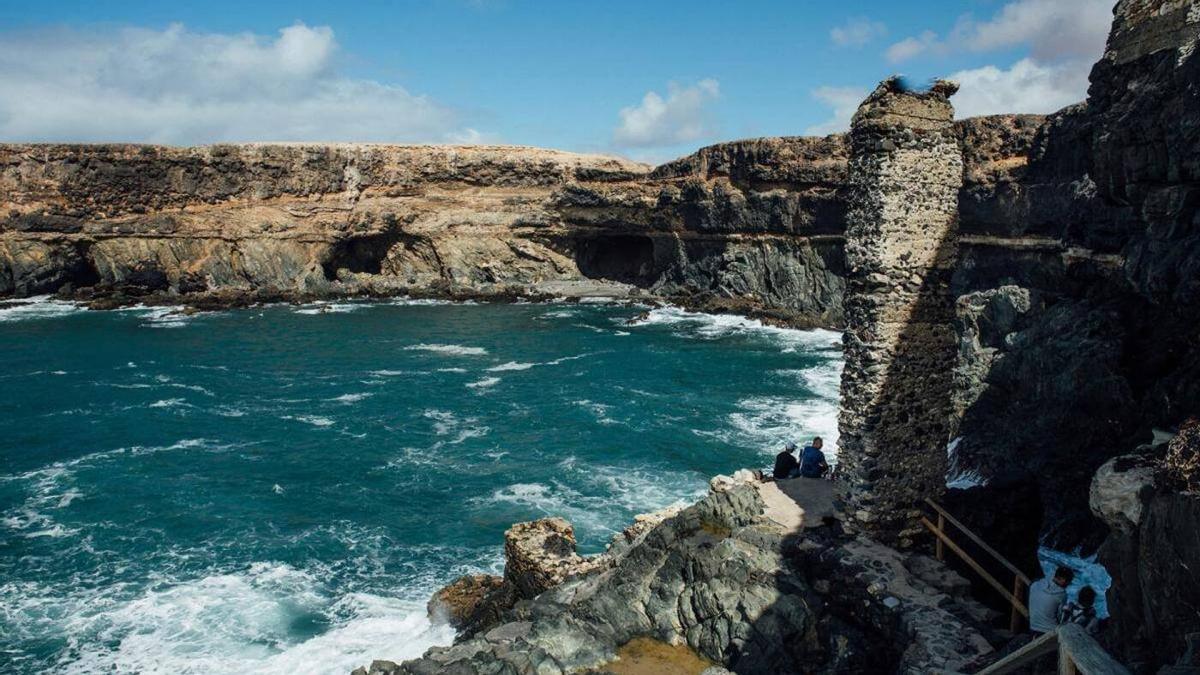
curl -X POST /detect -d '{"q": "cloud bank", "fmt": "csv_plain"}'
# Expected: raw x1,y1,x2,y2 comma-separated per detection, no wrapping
810,0,1114,134
0,23,486,145
613,79,721,148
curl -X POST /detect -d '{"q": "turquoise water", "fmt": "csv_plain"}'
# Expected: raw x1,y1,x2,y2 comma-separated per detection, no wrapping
0,298,842,674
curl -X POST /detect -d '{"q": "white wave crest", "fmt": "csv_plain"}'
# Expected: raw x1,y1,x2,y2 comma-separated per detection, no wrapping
486,362,535,372
149,398,188,409
404,344,488,356
5,562,456,675
466,377,500,390
423,410,489,445
0,295,86,323
574,399,619,426
328,393,373,404
295,303,365,315
282,415,335,428
710,395,840,463
626,306,842,353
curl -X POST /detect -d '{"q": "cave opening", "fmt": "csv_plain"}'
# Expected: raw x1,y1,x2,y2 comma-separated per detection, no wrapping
322,231,403,280
574,234,658,286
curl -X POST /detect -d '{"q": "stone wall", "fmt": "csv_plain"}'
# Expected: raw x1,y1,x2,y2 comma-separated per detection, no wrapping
837,79,964,546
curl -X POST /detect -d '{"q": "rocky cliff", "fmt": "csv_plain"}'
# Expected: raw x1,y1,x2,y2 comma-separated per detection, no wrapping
0,139,848,325
946,0,1200,552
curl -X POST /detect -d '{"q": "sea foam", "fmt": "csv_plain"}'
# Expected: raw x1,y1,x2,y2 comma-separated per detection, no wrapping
404,344,488,356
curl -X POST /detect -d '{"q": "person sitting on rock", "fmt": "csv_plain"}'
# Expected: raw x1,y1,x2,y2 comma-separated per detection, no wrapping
772,442,799,479
1028,565,1075,633
798,437,830,479
1059,585,1101,636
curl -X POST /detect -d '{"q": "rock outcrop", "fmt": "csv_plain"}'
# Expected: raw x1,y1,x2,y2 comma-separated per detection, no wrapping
427,517,602,638
837,78,963,545
944,0,1200,552
1093,423,1200,670
361,481,998,675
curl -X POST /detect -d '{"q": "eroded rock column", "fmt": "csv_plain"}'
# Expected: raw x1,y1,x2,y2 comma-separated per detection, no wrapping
837,78,963,546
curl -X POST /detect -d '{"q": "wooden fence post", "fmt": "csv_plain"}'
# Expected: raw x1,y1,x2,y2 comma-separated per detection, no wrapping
936,513,945,561
1011,576,1026,633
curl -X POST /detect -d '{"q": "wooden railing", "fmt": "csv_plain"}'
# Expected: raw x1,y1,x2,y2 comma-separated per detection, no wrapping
920,498,1031,632
944,624,1131,675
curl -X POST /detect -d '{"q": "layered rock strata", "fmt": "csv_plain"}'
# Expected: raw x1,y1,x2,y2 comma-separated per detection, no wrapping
0,139,848,325
837,79,964,545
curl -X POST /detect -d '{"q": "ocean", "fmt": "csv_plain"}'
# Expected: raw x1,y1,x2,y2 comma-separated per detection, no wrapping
0,297,843,674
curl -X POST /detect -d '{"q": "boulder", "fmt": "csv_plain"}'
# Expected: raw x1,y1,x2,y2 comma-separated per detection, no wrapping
1090,454,1158,532
503,517,600,599
426,517,602,640
426,574,505,630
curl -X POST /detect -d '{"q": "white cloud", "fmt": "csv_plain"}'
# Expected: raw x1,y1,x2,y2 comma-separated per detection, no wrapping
886,0,1114,63
0,23,486,145
831,18,888,48
886,31,939,62
949,57,1092,118
613,79,720,148
804,86,869,136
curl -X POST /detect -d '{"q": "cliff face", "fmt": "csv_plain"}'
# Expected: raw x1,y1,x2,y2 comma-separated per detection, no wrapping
947,0,1200,550
0,139,848,325
0,144,645,297
1,0,1195,575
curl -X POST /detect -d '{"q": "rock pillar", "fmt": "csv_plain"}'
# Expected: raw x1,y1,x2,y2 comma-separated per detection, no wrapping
837,78,963,546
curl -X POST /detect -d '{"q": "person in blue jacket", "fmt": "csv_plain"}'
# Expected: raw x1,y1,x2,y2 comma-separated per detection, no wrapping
798,437,830,478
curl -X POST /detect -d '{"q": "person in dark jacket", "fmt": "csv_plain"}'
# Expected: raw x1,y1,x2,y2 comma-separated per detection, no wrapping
798,437,830,478
773,442,799,479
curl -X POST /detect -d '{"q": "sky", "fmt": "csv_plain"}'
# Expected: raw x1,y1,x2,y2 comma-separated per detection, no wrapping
0,0,1117,164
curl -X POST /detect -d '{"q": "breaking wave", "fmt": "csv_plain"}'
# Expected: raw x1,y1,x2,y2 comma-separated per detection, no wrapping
403,344,488,356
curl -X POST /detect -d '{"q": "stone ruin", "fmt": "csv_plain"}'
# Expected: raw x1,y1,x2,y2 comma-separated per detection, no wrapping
836,78,964,546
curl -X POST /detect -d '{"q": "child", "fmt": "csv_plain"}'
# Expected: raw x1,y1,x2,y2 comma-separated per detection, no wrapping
1059,585,1101,635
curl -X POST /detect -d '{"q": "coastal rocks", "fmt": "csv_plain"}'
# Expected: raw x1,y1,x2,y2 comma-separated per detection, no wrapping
941,0,1200,553
0,140,852,325
1163,418,1200,492
803,537,995,674
427,575,506,631
502,517,601,599
837,77,963,545
428,517,602,638
950,285,1032,434
1098,488,1200,670
386,485,828,674
374,478,1007,675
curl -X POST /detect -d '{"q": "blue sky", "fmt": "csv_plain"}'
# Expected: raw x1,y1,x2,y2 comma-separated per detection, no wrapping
0,0,1116,163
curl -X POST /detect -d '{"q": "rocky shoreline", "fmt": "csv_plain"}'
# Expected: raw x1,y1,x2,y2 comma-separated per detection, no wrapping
4,0,1199,671
356,473,1003,675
